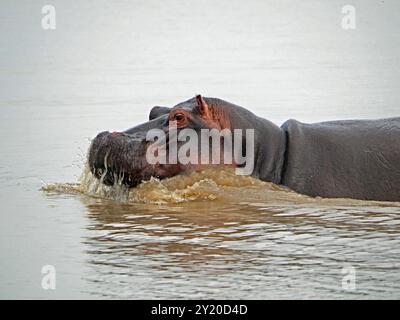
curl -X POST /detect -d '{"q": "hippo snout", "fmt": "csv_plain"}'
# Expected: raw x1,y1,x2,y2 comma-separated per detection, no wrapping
88,131,150,187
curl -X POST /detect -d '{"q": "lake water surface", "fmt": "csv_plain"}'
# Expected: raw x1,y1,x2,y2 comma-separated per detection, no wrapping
1,0,400,299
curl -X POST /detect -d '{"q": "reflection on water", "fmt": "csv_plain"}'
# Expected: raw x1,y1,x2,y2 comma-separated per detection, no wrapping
46,168,400,299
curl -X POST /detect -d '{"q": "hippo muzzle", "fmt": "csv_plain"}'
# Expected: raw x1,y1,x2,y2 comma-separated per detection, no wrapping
88,126,184,188
89,131,146,187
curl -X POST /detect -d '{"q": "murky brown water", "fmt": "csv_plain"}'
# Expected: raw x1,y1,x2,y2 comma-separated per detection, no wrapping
41,167,400,299
1,0,400,299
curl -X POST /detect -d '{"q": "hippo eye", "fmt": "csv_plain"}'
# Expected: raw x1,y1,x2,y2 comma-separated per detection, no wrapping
174,113,186,122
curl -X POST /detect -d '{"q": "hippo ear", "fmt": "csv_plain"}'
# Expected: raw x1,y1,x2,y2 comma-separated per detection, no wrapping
149,106,171,120
196,95,212,119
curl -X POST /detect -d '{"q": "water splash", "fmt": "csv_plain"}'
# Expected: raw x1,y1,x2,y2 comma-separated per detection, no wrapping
42,165,400,207
43,165,283,203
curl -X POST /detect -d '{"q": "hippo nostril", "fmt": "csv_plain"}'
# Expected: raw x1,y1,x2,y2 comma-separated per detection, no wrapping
111,131,123,138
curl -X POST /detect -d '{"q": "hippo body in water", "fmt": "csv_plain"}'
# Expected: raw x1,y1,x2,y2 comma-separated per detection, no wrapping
89,96,400,202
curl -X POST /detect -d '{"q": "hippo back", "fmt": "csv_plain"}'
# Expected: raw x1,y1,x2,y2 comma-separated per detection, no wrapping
280,117,400,201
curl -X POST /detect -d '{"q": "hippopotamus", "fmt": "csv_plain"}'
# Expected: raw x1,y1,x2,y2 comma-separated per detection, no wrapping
88,95,400,202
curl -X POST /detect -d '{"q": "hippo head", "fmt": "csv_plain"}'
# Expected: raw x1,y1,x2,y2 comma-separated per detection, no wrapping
88,95,246,188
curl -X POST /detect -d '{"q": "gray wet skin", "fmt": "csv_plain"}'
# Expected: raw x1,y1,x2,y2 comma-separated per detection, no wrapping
89,95,400,201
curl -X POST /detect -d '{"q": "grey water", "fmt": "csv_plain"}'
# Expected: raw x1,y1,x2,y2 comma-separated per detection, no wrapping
1,0,400,299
